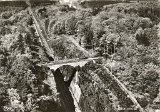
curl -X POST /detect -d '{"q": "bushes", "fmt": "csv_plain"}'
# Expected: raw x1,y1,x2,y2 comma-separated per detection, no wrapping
137,96,148,107
0,27,12,36
52,20,65,34
7,88,25,112
131,69,138,79
1,11,12,19
65,14,76,35
50,36,88,59
137,2,160,24
139,18,153,29
135,27,150,46
148,86,159,99
0,85,9,106
143,70,158,81
59,5,70,12
141,56,159,65
26,16,33,26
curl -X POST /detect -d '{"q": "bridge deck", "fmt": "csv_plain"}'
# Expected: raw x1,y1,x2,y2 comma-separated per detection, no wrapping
40,57,101,71
48,57,101,65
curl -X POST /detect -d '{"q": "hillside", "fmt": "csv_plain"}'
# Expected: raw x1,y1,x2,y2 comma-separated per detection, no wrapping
34,1,160,111
0,1,160,112
0,6,59,112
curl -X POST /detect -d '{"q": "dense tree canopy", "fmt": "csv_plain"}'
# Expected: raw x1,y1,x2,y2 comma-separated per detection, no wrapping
0,1,160,112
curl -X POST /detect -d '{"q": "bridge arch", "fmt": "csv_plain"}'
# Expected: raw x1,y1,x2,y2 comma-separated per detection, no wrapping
49,60,96,87
48,60,96,112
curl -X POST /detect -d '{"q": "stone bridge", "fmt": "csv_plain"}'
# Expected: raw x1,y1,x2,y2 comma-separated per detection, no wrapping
40,57,144,112
43,57,102,112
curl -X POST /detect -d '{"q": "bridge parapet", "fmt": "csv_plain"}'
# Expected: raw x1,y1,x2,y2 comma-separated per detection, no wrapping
43,57,102,71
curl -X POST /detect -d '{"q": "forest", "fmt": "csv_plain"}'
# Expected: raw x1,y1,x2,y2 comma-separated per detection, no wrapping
0,1,160,112
34,1,160,111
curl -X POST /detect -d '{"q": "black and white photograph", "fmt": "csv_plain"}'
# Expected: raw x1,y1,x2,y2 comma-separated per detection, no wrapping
0,0,160,112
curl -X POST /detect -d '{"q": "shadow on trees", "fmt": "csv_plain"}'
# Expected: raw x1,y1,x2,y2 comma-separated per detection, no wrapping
52,68,76,112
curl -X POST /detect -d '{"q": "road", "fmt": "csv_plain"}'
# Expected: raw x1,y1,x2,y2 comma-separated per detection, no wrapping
28,7,54,60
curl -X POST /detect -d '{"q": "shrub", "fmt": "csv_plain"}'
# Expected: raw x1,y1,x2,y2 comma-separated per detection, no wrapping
131,69,138,78
26,16,33,26
0,86,9,106
1,11,12,19
59,5,70,12
143,70,158,81
135,27,150,46
141,56,159,65
139,18,152,29
137,3,160,24
137,96,148,107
